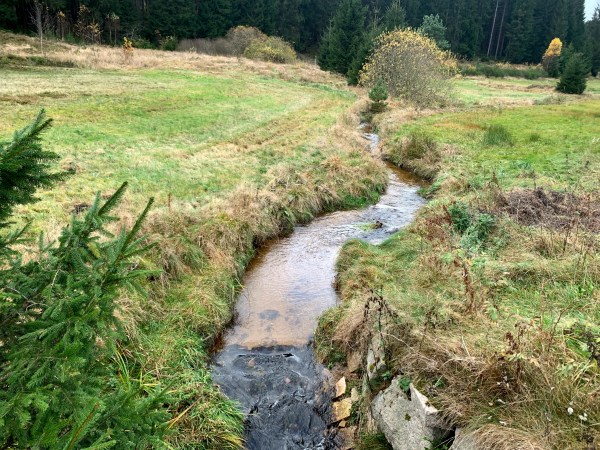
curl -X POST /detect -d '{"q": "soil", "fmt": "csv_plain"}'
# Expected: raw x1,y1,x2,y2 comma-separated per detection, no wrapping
503,188,600,232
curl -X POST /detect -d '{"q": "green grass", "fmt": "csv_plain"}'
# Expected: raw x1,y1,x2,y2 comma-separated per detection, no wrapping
391,100,600,191
0,66,354,232
321,99,600,448
0,52,386,448
452,76,600,106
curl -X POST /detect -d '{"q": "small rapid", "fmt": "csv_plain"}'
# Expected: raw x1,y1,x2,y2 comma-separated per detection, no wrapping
212,132,425,449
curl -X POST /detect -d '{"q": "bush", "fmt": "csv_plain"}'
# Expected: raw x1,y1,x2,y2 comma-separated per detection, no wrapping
360,28,457,106
448,201,496,252
177,37,233,55
226,26,267,56
482,124,514,146
459,62,546,80
369,78,389,112
244,36,297,64
131,37,156,49
556,52,589,94
385,131,441,180
160,35,177,51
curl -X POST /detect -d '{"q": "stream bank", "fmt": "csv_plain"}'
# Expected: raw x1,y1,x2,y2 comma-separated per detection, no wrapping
212,132,425,449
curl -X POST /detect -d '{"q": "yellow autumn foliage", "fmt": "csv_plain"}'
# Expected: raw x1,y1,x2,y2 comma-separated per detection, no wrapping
542,37,562,75
543,37,563,60
359,28,457,106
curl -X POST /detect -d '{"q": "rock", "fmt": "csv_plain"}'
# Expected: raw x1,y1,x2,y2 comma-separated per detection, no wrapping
451,428,481,450
371,380,452,450
332,398,353,422
335,377,347,398
339,420,347,428
347,351,362,373
350,388,359,402
366,335,387,382
338,426,357,450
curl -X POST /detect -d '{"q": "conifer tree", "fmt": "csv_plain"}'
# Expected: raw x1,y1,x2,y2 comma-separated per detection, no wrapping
346,24,381,85
586,6,600,76
505,0,536,63
556,51,589,94
382,0,406,31
418,14,450,50
0,112,169,448
318,0,367,76
0,110,65,229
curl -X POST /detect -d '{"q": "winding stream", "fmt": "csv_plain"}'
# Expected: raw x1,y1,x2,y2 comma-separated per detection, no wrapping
212,133,425,449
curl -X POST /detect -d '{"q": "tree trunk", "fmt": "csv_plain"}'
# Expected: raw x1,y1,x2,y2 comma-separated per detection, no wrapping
32,1,43,54
487,0,500,56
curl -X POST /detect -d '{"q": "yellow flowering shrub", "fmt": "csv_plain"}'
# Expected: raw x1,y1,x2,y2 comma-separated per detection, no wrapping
359,28,457,106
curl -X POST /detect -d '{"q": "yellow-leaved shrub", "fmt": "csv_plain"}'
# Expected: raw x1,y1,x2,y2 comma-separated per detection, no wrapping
359,28,457,106
542,37,563,77
244,36,297,64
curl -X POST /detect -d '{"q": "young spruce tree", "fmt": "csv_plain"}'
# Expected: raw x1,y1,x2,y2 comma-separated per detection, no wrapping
0,111,169,448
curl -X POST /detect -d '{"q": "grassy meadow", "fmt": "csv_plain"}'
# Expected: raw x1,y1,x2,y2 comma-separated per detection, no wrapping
3,28,600,449
0,67,356,234
318,86,600,448
0,32,387,448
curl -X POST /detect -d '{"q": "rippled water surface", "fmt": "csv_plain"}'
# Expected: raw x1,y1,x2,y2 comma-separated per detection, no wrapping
213,136,425,449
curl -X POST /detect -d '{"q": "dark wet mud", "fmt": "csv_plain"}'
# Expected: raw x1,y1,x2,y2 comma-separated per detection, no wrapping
212,134,425,449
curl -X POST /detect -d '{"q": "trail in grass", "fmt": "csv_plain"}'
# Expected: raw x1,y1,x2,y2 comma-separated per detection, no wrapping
212,134,425,449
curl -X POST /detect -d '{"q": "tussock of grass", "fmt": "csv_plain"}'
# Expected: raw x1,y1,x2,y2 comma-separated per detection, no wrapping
318,101,600,449
384,131,441,181
482,124,515,146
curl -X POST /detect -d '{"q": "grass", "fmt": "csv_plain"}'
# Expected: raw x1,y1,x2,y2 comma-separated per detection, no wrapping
0,31,387,448
318,100,600,448
452,76,600,106
0,67,356,234
386,101,600,191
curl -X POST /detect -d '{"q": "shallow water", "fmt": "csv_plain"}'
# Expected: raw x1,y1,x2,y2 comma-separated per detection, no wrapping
212,136,425,449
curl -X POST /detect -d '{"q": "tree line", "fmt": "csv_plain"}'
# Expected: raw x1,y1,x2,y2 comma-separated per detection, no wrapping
0,0,598,68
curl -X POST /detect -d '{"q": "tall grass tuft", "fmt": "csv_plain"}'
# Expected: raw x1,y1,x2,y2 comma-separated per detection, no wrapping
385,131,441,181
482,124,514,146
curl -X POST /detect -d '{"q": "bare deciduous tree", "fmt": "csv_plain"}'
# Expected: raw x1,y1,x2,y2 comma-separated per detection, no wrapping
30,1,54,53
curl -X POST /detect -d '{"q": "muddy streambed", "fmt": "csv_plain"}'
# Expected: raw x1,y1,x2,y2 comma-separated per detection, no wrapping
212,134,425,449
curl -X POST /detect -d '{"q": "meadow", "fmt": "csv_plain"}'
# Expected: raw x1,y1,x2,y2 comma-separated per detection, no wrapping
3,29,600,449
318,84,600,448
0,32,387,448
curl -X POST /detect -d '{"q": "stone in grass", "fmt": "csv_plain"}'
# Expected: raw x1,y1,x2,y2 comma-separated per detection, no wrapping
371,379,453,450
338,426,357,450
451,428,482,450
332,398,353,422
335,377,347,398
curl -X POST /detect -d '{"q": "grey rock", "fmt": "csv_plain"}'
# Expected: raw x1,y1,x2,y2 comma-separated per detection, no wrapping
371,380,452,450
451,428,481,450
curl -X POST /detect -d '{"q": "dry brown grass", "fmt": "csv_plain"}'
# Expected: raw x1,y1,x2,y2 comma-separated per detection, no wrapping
0,30,345,87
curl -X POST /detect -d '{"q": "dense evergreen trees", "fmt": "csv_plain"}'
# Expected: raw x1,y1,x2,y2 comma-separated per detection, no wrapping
318,0,366,79
0,0,593,65
586,6,600,76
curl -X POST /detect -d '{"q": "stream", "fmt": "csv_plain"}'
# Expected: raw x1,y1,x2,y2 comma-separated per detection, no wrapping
212,133,425,449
